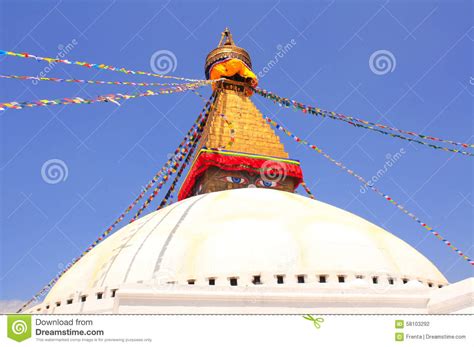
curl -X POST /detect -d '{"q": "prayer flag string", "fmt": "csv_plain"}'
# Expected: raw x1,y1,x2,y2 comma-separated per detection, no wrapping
129,95,215,222
255,88,473,155
0,49,213,83
265,116,473,266
157,119,209,210
157,109,226,209
0,83,205,111
192,90,210,103
300,181,316,200
0,74,215,87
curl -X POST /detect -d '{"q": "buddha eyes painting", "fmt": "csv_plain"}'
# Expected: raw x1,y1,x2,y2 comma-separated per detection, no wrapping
220,174,279,188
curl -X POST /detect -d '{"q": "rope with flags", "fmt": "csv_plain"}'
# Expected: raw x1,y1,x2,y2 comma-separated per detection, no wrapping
265,115,473,266
128,95,215,223
157,123,208,210
16,94,216,313
0,84,205,111
255,88,473,156
192,89,210,103
300,181,316,200
157,112,232,210
0,74,216,87
0,49,214,83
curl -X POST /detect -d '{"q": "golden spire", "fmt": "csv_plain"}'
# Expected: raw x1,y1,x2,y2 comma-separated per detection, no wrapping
217,27,235,46
198,90,289,158
178,29,302,200
199,29,288,157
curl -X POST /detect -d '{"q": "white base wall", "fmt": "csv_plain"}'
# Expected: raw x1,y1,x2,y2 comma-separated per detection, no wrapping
28,278,473,314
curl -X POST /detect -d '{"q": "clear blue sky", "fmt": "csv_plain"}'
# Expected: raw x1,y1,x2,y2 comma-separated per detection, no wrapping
0,0,472,301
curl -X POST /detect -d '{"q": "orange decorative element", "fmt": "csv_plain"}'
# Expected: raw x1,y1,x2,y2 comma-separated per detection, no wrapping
209,58,258,87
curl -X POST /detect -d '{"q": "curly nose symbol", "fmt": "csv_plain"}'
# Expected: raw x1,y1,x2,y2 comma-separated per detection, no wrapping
248,184,256,188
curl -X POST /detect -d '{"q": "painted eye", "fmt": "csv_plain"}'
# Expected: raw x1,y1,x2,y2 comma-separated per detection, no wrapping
224,176,248,184
256,179,278,188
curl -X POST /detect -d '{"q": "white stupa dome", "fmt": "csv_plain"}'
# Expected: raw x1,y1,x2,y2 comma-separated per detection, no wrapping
30,188,451,313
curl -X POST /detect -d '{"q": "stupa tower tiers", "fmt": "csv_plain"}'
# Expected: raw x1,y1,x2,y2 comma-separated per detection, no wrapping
178,29,303,200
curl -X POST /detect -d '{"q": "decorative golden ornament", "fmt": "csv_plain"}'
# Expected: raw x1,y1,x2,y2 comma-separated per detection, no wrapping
205,28,252,79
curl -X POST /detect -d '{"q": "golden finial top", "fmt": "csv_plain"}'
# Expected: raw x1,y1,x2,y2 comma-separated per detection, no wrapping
217,28,235,46
205,28,252,79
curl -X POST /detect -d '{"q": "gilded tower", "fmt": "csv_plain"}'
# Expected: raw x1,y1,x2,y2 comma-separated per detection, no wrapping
178,29,303,200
